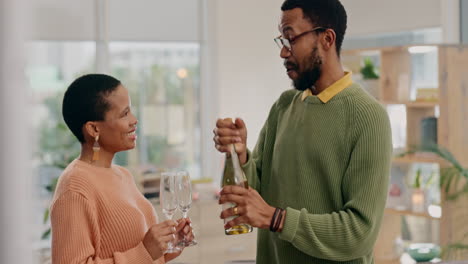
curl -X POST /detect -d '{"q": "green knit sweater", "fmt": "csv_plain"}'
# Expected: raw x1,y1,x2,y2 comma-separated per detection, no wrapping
242,83,392,263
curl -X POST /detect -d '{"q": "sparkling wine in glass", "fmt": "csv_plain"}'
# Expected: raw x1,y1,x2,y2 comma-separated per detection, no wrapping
175,171,198,247
160,172,181,253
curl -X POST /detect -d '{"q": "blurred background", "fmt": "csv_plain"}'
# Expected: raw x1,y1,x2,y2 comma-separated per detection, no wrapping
1,0,468,263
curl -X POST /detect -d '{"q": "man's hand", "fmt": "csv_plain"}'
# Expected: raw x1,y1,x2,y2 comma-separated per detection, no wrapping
219,186,276,230
213,118,248,165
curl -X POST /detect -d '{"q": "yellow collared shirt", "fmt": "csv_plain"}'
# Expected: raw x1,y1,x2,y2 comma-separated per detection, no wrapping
301,72,353,103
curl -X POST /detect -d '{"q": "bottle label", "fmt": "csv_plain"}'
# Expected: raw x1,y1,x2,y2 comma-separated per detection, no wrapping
222,202,237,223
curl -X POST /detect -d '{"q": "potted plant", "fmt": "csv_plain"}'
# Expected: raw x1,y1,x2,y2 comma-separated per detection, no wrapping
409,168,435,213
399,144,468,259
360,57,380,99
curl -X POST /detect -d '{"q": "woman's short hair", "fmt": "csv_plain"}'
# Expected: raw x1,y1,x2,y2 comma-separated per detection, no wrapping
62,74,121,143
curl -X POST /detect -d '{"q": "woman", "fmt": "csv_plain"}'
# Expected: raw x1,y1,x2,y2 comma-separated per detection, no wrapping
51,74,192,263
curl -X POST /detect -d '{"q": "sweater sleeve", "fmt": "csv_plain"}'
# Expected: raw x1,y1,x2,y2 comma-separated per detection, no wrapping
51,191,155,264
242,124,267,193
278,107,393,261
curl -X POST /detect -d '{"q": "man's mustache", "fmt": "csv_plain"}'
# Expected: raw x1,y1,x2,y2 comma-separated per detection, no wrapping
284,61,298,70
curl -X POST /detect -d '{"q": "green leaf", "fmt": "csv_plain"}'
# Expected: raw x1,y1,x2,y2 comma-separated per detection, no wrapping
444,171,456,194
360,58,380,80
43,208,49,224
41,228,51,240
426,171,435,187
452,171,463,192
413,168,422,188
44,177,59,193
447,184,468,200
441,238,468,259
401,144,468,197
445,243,468,251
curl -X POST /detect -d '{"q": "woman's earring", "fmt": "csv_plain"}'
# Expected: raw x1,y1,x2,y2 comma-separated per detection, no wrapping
92,135,100,161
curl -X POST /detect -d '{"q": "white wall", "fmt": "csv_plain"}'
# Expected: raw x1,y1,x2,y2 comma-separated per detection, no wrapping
200,0,223,179
30,0,96,40
343,0,441,37
440,0,461,43
212,0,447,150
214,0,290,149
30,0,199,41
0,0,32,263
108,0,199,41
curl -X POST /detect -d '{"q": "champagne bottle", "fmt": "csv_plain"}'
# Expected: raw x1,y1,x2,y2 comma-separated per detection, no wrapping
221,144,253,235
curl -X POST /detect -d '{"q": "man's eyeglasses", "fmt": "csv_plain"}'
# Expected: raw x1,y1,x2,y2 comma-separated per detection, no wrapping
274,27,326,51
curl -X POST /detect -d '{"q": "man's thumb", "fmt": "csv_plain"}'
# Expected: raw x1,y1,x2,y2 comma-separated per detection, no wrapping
234,117,246,130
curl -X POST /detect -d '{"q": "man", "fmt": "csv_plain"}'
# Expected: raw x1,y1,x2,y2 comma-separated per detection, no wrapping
214,0,392,263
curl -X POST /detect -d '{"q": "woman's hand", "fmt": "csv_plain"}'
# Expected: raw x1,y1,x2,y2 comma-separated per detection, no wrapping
164,218,193,262
142,219,182,260
176,218,194,243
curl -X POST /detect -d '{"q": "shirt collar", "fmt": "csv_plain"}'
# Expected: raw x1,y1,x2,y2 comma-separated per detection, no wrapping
301,71,353,103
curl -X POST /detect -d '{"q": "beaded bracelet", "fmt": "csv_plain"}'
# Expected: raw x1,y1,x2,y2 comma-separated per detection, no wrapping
273,208,284,232
269,208,281,232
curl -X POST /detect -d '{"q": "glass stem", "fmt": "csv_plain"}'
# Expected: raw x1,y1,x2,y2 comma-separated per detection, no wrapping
181,211,189,241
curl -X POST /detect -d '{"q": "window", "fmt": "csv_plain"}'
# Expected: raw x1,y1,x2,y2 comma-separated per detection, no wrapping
27,2,205,262
109,42,201,179
27,41,95,249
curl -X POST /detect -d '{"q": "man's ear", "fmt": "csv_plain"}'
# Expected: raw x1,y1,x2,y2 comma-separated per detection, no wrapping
321,28,336,52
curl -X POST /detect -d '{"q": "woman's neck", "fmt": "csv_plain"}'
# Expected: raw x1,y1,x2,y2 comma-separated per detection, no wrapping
79,144,114,168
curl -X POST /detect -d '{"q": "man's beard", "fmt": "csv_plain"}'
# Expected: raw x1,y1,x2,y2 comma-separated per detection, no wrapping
291,47,322,91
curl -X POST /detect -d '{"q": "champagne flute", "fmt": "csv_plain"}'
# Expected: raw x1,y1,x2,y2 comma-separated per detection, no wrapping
160,172,181,253
175,171,198,247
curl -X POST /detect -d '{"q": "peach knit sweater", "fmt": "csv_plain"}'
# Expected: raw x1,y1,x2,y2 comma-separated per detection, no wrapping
51,159,164,264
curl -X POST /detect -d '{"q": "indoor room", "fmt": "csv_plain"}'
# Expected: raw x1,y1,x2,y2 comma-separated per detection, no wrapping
1,0,468,263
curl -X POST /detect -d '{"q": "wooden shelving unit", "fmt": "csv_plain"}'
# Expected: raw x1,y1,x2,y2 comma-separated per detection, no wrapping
385,208,440,220
380,101,439,108
404,101,439,108
393,154,448,166
343,44,468,263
